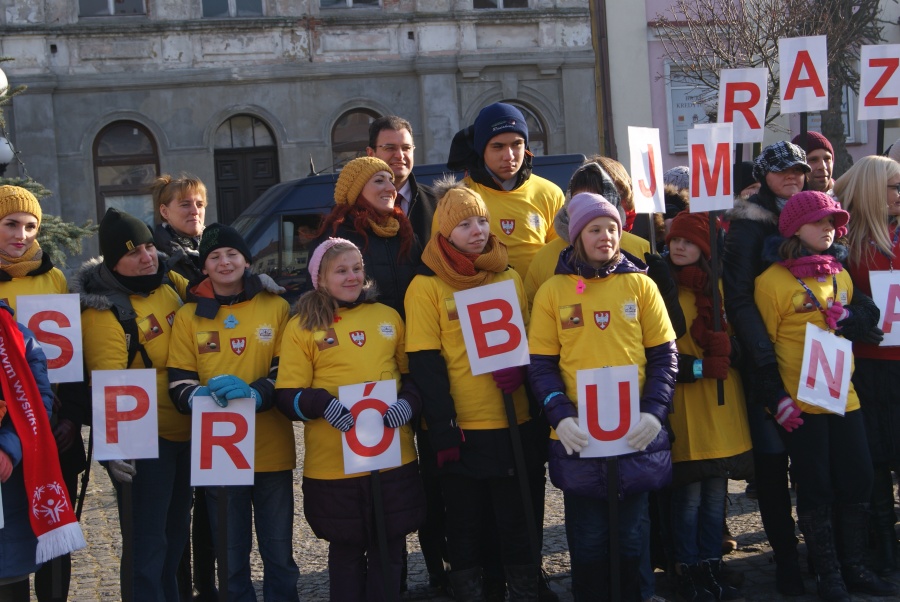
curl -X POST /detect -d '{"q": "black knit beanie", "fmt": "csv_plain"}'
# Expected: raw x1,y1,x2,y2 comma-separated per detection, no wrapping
199,223,252,266
99,208,155,269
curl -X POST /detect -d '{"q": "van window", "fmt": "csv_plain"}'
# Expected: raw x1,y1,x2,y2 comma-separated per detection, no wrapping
253,214,323,302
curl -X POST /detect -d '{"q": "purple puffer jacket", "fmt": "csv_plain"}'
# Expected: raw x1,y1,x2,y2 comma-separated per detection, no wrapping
529,248,677,500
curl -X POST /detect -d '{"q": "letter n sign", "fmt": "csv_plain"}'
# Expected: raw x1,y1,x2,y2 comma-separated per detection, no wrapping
455,279,529,375
576,365,640,458
796,323,852,415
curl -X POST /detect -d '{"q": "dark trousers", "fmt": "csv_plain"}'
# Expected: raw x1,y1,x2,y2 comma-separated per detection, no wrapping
441,473,532,570
328,535,405,602
782,409,873,513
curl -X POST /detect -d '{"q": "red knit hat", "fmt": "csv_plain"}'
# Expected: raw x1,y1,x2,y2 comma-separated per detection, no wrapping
779,191,849,239
666,211,711,260
791,131,834,157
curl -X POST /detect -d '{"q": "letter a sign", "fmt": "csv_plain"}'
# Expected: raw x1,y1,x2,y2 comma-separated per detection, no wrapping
870,271,900,346
797,323,852,415
576,365,640,458
455,279,529,375
780,36,828,113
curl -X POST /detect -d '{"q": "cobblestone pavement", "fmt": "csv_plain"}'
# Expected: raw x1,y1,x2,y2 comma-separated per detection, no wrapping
31,428,900,601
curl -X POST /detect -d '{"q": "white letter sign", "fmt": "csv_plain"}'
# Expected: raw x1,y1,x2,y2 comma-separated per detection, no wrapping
717,68,767,143
455,279,528,375
576,365,640,458
859,44,900,121
628,127,665,214
779,36,828,113
92,369,158,461
191,396,256,486
689,123,734,212
16,294,83,383
870,271,900,346
339,380,402,474
796,323,852,415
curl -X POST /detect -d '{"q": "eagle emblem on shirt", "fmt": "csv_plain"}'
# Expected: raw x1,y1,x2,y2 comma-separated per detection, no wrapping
350,331,366,347
594,311,610,330
230,337,246,356
500,219,515,235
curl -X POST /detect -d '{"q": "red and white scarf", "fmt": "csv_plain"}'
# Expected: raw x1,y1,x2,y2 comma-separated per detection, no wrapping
0,307,85,562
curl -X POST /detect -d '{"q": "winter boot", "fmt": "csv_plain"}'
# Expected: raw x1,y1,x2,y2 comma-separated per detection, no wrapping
674,563,715,602
837,503,899,597
537,568,560,602
798,505,850,602
871,467,898,575
504,565,539,602
449,567,487,602
699,559,743,601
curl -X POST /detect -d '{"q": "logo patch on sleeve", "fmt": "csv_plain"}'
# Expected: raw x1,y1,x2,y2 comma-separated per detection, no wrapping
622,301,638,320
198,331,220,354
444,298,459,321
378,323,396,339
559,304,584,329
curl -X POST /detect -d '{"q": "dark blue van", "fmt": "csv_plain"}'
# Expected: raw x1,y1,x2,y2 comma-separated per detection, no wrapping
233,154,585,301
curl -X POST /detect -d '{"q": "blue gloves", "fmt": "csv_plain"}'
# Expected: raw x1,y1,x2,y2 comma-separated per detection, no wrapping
383,398,413,428
207,375,262,410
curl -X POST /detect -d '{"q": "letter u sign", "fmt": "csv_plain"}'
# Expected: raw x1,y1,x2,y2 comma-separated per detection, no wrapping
576,365,640,458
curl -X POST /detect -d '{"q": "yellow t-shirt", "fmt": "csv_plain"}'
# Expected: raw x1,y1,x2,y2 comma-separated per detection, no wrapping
754,264,859,414
529,270,675,438
275,303,416,480
0,267,68,316
404,269,530,429
669,284,751,463
524,233,651,306
167,291,295,471
429,175,564,281
83,280,190,441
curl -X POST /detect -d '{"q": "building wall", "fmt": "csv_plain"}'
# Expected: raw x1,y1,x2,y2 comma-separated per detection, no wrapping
0,0,599,255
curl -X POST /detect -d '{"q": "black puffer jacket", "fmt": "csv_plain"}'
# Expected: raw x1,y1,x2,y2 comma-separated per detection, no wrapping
405,172,438,243
304,222,422,319
723,190,781,394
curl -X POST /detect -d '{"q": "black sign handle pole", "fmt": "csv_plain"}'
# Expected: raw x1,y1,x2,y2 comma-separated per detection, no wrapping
217,487,229,602
608,457,621,602
709,210,725,405
121,478,135,602
371,470,396,602
799,113,809,152
502,392,541,568
648,213,657,255
877,119,886,156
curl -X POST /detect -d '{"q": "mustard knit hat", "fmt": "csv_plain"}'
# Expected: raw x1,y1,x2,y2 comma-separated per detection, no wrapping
0,185,42,226
333,157,393,206
436,186,489,238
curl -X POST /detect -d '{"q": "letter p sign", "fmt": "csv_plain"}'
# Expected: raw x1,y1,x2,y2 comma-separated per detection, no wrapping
455,279,529,375
92,368,158,461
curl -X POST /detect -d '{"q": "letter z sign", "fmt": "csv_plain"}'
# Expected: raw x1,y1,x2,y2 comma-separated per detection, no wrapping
454,279,529,376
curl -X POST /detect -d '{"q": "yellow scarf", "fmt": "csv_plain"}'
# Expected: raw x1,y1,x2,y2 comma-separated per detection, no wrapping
0,241,43,278
422,233,508,290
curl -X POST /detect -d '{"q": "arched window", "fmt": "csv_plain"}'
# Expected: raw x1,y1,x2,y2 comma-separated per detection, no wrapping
214,115,275,149
92,121,159,225
331,109,381,172
506,102,547,156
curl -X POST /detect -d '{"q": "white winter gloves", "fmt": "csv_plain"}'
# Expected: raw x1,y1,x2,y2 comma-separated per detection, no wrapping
626,413,661,451
108,459,136,484
555,417,590,455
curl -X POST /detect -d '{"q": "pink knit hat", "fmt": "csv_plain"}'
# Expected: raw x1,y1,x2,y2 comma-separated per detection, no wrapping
308,237,359,290
567,192,622,241
779,191,849,239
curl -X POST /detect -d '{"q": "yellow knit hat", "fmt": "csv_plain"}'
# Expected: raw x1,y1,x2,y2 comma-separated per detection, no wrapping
0,185,42,226
333,157,393,206
436,186,489,238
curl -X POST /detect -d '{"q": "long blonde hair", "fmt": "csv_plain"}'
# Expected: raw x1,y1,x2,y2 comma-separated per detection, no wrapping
294,243,376,331
834,155,900,265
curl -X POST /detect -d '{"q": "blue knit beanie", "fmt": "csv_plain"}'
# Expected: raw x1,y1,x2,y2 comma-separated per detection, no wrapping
473,103,529,156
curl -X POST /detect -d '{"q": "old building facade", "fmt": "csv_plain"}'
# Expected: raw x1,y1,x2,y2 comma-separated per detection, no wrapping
0,0,599,240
